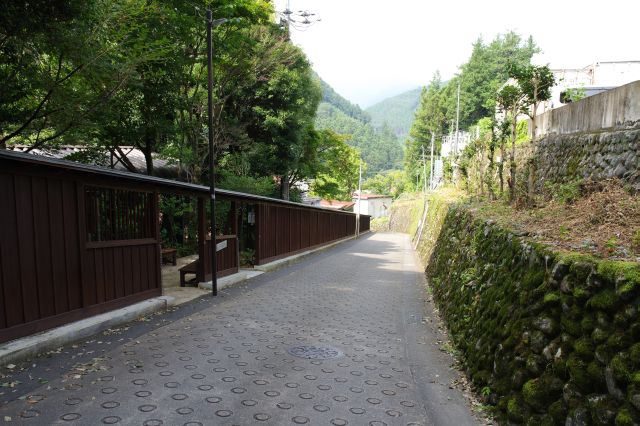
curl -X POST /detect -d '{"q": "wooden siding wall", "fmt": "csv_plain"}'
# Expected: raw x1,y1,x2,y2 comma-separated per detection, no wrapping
256,204,358,265
202,236,239,280
360,215,371,232
0,171,160,344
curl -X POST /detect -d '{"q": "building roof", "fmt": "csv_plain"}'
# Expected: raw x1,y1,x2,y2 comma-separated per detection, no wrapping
353,192,391,200
319,200,355,210
7,145,180,178
0,149,360,215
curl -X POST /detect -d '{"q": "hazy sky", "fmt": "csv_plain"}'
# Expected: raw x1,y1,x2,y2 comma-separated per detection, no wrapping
274,0,639,108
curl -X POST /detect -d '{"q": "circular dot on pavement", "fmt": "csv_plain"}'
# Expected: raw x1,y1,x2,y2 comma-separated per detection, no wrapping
61,413,82,422
254,413,271,421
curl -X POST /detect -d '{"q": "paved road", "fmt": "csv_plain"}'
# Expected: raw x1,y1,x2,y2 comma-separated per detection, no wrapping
0,233,479,425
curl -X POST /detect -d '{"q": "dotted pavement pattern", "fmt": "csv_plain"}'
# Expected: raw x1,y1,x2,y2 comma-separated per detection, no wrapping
0,233,479,425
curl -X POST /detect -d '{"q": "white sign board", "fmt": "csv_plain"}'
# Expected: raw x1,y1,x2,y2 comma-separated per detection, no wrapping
216,240,227,252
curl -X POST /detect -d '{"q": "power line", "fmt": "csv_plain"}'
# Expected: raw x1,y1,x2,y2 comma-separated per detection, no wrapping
276,0,321,34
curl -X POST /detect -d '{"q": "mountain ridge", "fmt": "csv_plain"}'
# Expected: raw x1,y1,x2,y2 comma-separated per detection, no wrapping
313,75,403,176
366,87,422,139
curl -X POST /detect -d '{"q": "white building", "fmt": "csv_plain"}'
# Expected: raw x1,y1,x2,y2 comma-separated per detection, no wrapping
544,61,640,112
440,131,471,158
352,192,392,218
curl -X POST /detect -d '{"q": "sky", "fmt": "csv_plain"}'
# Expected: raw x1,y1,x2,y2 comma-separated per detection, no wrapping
274,0,640,108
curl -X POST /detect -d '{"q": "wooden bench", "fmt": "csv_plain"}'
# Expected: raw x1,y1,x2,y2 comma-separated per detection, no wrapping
161,248,177,265
179,259,199,287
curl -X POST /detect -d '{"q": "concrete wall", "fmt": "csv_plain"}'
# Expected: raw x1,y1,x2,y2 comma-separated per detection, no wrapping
523,81,640,190
532,80,640,138
354,198,392,218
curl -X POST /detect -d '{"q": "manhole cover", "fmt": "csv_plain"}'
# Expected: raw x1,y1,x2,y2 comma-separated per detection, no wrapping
287,346,343,360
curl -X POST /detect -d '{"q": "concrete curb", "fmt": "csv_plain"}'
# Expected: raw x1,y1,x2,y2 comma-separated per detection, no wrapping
198,269,264,292
0,296,174,367
254,234,361,273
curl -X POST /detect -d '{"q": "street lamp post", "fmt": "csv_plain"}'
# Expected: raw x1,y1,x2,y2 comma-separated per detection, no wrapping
206,10,228,296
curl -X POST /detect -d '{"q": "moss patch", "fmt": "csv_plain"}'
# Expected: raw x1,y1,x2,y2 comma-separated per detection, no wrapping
420,192,640,425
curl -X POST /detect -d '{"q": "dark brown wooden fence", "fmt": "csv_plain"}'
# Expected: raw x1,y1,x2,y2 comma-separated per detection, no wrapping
360,215,371,232
0,150,371,344
255,204,358,265
0,168,161,344
204,236,239,279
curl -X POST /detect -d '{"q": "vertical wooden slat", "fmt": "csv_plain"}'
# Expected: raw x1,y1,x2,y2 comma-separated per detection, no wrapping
0,174,24,327
94,249,105,303
127,191,132,239
153,192,161,289
62,182,86,310
0,242,6,328
47,180,70,314
13,175,38,323
83,246,97,306
132,245,141,294
114,247,125,298
123,247,133,296
146,243,156,290
32,177,55,318
140,246,149,291
103,248,115,301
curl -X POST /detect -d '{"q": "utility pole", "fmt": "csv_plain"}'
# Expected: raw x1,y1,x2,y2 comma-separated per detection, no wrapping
421,144,427,196
429,133,435,190
454,79,461,156
278,0,319,37
356,159,362,237
206,11,229,296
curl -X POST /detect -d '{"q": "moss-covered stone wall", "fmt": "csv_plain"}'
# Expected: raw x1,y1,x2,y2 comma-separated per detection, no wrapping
422,200,640,425
532,127,640,192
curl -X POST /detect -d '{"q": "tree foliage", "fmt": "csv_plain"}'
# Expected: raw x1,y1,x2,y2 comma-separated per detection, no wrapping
402,31,541,194
308,130,360,201
496,63,554,202
0,0,342,201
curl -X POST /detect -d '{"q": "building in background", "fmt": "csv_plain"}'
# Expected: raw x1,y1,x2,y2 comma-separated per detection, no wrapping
319,199,355,211
352,192,392,218
544,60,640,112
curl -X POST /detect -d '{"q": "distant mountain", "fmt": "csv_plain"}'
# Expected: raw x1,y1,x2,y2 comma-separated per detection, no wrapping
317,78,371,124
314,76,403,176
366,87,422,139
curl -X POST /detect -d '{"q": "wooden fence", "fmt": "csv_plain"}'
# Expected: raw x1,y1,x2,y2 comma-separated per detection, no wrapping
256,204,357,265
360,215,371,233
0,150,370,344
0,167,161,344
205,236,239,279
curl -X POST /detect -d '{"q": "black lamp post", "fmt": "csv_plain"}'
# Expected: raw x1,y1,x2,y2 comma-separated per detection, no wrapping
206,10,228,296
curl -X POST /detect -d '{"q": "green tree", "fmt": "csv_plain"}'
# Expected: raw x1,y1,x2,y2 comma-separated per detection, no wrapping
362,170,407,199
404,72,446,190
457,33,539,128
0,0,165,149
309,130,360,201
496,83,526,202
509,63,555,140
236,25,321,199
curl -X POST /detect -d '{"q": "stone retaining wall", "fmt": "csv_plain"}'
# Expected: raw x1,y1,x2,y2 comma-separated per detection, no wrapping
520,80,640,191
532,126,640,190
418,196,640,425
